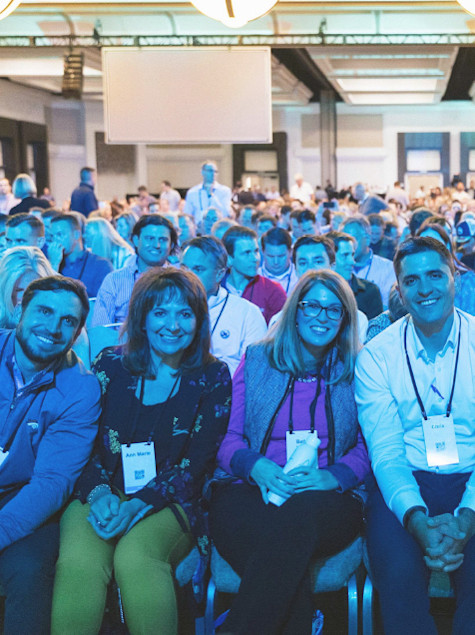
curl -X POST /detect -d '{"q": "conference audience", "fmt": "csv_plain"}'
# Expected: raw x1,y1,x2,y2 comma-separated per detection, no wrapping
3,162,472,632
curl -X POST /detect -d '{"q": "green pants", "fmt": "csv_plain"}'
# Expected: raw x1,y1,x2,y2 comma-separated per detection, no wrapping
51,499,194,635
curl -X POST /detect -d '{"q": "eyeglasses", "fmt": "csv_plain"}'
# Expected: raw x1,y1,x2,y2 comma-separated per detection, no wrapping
298,300,344,321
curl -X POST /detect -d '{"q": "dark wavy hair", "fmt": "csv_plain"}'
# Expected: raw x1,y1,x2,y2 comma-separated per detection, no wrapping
122,267,212,377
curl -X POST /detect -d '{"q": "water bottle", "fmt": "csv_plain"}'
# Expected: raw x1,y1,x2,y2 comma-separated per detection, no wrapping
268,433,321,507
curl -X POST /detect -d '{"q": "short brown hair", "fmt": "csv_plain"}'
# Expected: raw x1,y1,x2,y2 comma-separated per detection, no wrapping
222,225,257,256
21,275,89,332
394,236,455,279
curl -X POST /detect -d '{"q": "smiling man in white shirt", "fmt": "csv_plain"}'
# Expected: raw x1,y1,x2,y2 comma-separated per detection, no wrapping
356,236,475,635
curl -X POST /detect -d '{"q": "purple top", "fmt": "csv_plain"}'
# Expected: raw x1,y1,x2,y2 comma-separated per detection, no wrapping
217,357,369,491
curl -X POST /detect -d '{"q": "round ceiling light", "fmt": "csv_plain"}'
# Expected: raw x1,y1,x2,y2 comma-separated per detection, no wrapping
456,0,475,14
0,0,20,20
190,0,278,28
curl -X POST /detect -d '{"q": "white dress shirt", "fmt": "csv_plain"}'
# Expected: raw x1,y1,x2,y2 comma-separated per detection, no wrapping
356,310,475,524
184,182,232,224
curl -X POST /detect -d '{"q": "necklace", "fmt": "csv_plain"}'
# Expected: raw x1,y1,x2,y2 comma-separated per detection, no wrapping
295,373,319,383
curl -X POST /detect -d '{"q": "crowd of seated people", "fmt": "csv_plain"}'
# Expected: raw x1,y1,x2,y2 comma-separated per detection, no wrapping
0,164,474,635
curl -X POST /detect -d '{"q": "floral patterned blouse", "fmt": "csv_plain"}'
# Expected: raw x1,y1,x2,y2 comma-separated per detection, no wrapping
74,347,231,552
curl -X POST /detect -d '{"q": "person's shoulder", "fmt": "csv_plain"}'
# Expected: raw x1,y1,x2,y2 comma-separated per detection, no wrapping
34,198,50,209
258,275,286,294
361,316,405,358
373,253,394,267
186,183,201,195
457,308,475,330
215,182,232,194
191,358,232,387
92,346,125,377
244,341,269,363
226,292,261,315
55,350,101,396
101,262,135,285
87,252,114,271
357,277,380,294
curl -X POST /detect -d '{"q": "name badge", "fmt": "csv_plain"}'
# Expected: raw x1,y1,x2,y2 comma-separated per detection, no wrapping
286,430,319,465
421,414,459,468
0,448,9,469
121,442,157,495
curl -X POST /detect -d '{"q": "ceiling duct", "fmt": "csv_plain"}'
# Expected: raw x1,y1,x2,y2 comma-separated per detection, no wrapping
62,51,84,99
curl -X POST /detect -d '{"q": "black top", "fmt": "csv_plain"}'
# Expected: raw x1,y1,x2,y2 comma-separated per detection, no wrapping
75,348,232,542
350,274,384,319
9,197,50,216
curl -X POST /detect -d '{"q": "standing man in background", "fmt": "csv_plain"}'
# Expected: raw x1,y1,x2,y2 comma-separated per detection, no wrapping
184,161,231,225
70,167,98,218
160,180,181,212
290,173,315,204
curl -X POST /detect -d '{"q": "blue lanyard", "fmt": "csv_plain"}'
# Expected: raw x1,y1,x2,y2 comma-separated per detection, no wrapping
403,313,461,420
199,186,214,212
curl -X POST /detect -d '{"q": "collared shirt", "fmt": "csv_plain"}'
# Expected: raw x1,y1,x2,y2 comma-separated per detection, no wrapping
92,258,141,327
11,354,50,397
258,263,299,295
222,274,287,325
184,181,232,224
355,310,475,523
353,250,396,309
208,287,267,377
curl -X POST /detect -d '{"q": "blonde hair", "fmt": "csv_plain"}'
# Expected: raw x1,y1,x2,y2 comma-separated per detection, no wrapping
265,269,359,384
12,173,36,199
85,217,134,269
0,246,55,328
115,211,138,244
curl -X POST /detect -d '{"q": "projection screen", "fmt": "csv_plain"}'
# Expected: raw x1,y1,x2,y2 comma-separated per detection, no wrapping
102,47,273,144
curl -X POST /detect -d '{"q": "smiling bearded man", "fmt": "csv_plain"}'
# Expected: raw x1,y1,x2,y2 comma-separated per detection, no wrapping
0,275,100,634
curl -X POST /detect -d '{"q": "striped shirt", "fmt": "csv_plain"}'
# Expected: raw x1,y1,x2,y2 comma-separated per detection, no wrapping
91,258,141,327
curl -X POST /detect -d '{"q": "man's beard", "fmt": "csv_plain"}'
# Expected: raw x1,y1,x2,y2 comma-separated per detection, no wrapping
15,326,69,366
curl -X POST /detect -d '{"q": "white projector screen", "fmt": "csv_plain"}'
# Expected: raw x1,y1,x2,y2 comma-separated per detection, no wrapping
102,47,273,144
